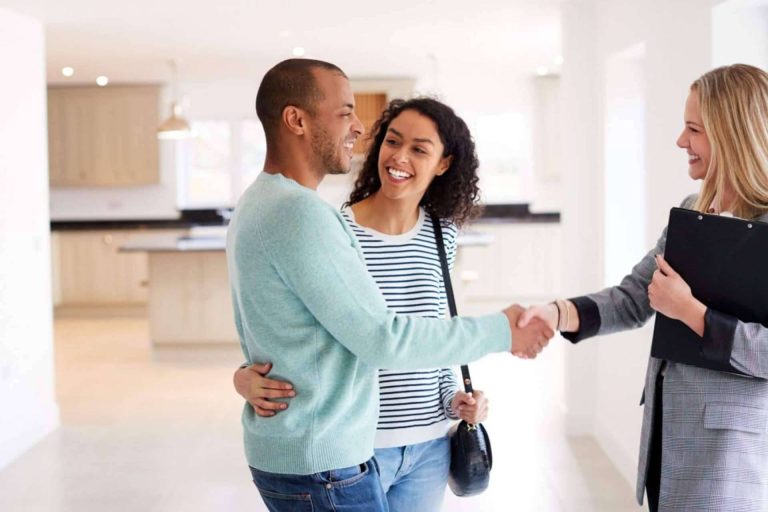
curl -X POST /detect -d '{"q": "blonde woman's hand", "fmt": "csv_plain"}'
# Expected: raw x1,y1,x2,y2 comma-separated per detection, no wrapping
648,255,706,335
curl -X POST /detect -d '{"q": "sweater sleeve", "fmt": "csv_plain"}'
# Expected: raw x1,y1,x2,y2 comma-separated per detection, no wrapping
256,198,511,370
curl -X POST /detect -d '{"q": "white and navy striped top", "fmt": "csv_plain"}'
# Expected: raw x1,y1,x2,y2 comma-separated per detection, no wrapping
342,206,461,449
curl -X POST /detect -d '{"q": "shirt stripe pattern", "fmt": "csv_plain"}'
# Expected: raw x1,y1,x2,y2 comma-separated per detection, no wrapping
341,208,460,437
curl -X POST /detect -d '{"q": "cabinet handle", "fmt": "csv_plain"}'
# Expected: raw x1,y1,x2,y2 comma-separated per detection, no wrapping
103,234,113,245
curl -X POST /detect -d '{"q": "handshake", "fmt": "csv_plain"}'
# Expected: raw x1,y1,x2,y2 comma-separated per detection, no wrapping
502,303,564,359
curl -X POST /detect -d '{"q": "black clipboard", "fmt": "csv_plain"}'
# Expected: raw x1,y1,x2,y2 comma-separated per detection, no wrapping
650,207,768,375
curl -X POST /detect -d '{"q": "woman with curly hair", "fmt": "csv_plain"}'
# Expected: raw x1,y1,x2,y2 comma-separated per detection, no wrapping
235,97,490,511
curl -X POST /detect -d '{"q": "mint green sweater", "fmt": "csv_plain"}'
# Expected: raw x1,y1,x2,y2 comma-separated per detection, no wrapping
226,172,510,474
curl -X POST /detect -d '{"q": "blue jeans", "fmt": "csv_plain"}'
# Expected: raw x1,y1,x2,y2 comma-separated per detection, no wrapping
375,436,450,512
249,458,388,512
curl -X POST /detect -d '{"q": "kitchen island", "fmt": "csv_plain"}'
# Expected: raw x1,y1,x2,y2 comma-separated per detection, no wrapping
120,229,238,345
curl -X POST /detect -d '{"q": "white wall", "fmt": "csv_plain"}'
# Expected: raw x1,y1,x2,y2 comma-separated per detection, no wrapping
603,44,646,286
712,0,768,68
0,6,60,470
560,0,720,487
559,0,602,437
531,75,562,212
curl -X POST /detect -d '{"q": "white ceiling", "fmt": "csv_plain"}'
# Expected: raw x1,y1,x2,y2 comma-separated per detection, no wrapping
0,0,561,85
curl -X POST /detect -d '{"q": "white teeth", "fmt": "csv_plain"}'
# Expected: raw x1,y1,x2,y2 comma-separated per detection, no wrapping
387,168,412,179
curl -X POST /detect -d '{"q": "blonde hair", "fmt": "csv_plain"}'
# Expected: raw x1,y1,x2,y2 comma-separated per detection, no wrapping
692,64,768,219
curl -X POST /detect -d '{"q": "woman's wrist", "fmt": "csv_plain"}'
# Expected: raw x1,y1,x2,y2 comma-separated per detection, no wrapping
551,301,562,331
683,297,707,337
561,299,580,332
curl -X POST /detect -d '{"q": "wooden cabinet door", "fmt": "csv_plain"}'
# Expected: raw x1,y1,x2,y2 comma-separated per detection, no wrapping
48,86,160,187
57,231,149,305
353,93,387,155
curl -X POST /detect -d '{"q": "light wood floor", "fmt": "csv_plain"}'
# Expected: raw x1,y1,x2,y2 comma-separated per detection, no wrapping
0,316,644,511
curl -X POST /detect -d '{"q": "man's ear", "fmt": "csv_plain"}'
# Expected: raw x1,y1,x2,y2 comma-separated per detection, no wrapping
283,106,307,136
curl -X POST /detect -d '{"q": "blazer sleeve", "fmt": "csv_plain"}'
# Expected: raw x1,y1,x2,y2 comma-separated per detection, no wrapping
561,229,665,343
562,194,698,343
700,306,768,378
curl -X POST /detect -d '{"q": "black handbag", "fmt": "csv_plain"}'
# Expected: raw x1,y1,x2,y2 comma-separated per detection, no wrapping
431,214,493,497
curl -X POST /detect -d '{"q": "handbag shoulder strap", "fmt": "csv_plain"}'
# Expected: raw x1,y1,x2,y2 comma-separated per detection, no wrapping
430,213,474,394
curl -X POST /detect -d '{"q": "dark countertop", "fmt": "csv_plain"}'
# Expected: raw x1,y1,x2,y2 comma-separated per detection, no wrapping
51,205,560,231
478,204,560,223
51,209,228,231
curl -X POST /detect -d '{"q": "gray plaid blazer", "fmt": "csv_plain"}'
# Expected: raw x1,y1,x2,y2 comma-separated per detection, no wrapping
566,194,768,511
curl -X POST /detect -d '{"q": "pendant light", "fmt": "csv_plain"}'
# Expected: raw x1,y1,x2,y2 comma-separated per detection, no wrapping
157,60,191,140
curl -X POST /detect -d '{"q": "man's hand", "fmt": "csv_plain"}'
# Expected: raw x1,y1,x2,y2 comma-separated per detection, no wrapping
503,304,554,359
233,362,296,417
451,390,488,424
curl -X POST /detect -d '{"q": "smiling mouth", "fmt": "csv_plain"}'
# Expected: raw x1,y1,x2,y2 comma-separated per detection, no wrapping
386,167,413,181
688,153,701,164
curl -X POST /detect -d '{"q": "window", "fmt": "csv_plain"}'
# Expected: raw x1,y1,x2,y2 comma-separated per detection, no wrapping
177,119,266,209
238,120,267,196
470,112,532,204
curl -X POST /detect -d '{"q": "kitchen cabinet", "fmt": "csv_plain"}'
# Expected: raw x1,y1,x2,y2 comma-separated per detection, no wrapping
55,230,149,306
48,85,160,187
352,92,387,154
53,229,183,307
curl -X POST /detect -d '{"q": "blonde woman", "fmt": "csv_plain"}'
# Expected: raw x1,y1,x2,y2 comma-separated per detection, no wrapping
521,64,768,512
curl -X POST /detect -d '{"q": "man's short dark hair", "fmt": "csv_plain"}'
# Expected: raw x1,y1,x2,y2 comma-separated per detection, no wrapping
255,58,347,140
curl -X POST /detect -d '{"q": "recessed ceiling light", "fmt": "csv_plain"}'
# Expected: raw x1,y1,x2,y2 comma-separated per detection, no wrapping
536,66,549,76
292,47,305,57
96,75,109,86
61,66,74,77
554,55,564,66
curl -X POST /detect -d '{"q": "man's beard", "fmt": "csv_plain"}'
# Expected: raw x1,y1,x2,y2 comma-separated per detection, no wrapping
311,125,349,175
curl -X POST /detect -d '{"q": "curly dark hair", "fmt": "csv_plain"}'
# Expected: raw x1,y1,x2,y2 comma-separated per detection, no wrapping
346,97,483,227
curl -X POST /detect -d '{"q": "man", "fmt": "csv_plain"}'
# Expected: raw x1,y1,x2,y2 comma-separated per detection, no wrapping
227,58,551,511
